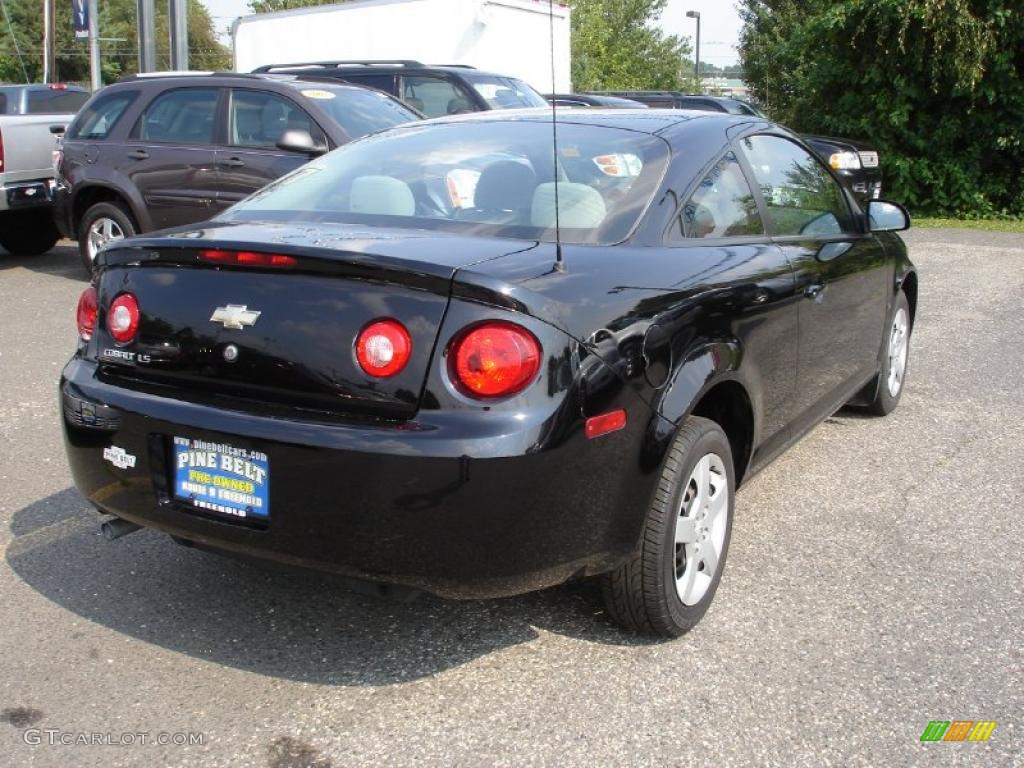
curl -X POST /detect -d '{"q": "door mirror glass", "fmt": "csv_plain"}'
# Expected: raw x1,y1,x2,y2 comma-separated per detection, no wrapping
867,200,910,232
276,129,326,156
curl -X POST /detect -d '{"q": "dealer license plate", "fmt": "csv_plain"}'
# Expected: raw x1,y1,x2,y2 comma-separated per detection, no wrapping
172,437,269,519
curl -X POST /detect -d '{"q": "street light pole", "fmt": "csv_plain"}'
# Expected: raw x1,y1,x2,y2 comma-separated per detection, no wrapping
686,10,701,93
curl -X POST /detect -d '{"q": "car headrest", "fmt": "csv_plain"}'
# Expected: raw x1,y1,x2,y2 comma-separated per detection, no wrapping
349,175,415,216
531,183,607,229
474,161,537,212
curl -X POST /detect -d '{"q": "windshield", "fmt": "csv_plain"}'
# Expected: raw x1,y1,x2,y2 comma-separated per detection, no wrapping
464,75,548,110
221,120,669,245
295,85,418,139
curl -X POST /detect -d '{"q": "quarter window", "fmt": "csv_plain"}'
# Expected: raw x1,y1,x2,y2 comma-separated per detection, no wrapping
673,151,763,240
139,88,219,144
740,134,853,236
229,90,323,149
66,91,137,140
400,76,472,118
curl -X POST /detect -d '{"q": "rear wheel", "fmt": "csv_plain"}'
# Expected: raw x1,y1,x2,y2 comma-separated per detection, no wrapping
864,291,911,416
0,211,60,256
601,416,734,637
78,201,135,271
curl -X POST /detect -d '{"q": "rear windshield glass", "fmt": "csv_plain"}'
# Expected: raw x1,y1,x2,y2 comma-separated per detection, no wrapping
220,119,669,245
26,88,90,114
66,91,137,140
295,85,418,139
464,75,548,110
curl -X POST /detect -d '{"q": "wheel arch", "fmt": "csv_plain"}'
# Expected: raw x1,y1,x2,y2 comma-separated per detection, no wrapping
72,184,147,235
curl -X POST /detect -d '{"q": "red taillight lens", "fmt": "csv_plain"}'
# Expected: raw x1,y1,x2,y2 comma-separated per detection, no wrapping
356,319,412,378
450,321,541,398
76,285,98,341
199,249,297,268
107,293,140,343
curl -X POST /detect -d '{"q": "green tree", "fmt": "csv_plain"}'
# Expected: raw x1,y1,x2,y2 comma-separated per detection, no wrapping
739,0,1024,217
0,0,229,85
248,0,337,12
570,0,691,91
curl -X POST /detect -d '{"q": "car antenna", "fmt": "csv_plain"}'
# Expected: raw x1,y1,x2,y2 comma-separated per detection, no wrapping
548,0,565,272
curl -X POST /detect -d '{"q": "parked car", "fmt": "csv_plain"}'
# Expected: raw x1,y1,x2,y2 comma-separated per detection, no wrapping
545,93,649,109
601,91,884,203
252,60,549,118
62,109,916,637
53,72,419,270
802,134,883,203
0,84,86,256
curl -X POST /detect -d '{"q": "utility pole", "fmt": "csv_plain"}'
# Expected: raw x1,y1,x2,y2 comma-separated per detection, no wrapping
137,0,157,72
169,0,189,71
686,10,701,93
88,0,100,90
43,0,56,82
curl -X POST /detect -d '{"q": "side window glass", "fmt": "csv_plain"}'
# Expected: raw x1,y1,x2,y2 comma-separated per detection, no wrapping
740,134,853,236
67,91,137,140
229,90,324,149
400,76,470,118
139,88,219,144
673,151,764,240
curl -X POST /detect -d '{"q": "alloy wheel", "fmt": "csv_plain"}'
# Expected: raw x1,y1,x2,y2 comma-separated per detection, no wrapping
673,452,729,606
887,307,909,398
87,217,125,263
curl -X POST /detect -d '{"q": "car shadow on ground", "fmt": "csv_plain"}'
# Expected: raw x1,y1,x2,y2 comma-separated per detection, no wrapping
7,488,658,687
0,244,87,282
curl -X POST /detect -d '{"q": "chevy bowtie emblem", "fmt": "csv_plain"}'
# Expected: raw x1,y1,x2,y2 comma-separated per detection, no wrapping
210,304,261,330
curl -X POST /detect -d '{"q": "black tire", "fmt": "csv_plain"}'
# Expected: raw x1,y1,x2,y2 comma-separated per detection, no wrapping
601,416,735,638
78,201,136,272
864,291,911,416
0,211,60,256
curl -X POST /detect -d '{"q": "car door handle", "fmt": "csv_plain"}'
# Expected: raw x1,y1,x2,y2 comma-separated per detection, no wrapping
218,157,245,168
127,149,149,160
804,283,826,300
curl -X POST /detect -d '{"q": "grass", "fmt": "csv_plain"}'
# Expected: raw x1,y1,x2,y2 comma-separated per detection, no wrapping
913,217,1024,234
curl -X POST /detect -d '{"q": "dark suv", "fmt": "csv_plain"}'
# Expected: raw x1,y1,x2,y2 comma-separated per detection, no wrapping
53,73,418,269
252,60,548,119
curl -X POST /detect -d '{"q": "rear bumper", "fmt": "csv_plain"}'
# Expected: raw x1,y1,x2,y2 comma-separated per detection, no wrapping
0,179,54,212
61,358,656,599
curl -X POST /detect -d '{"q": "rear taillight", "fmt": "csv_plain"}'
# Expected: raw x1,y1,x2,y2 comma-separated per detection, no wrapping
355,319,412,378
449,321,541,399
199,249,297,268
76,286,98,341
108,293,140,343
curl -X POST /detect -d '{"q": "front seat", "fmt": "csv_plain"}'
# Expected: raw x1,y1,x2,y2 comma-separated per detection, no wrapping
260,100,289,146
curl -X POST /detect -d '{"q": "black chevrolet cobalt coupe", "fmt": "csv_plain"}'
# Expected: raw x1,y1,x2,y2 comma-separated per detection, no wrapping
62,110,916,637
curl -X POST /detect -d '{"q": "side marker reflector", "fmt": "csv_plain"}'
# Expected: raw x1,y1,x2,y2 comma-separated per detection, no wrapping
585,409,627,439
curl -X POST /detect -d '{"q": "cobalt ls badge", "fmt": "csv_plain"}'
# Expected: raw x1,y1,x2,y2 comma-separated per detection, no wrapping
103,446,136,470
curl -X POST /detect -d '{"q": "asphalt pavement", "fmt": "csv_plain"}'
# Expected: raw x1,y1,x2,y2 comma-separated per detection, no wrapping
0,228,1021,767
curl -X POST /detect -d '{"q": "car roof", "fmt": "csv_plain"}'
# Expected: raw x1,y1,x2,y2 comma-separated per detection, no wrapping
112,71,388,94
418,107,759,136
252,62,521,80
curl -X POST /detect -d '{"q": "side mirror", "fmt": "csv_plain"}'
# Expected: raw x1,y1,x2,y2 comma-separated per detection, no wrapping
276,129,327,157
867,200,911,232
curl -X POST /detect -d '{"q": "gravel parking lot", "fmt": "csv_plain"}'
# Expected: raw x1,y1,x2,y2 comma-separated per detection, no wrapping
1,228,1021,767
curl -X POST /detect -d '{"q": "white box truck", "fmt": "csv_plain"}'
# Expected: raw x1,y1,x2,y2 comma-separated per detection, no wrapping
232,0,571,94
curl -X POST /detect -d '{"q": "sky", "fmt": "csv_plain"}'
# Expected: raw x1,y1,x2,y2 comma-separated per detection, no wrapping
201,0,743,66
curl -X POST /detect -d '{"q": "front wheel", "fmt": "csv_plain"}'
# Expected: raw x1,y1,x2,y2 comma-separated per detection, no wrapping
601,416,734,638
78,201,135,271
864,291,911,416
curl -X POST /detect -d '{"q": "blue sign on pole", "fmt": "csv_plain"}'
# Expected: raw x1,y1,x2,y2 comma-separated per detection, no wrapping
72,0,89,40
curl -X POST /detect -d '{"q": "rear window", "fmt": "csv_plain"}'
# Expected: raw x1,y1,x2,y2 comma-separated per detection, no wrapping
296,85,418,139
26,88,90,114
66,91,138,140
220,120,669,246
